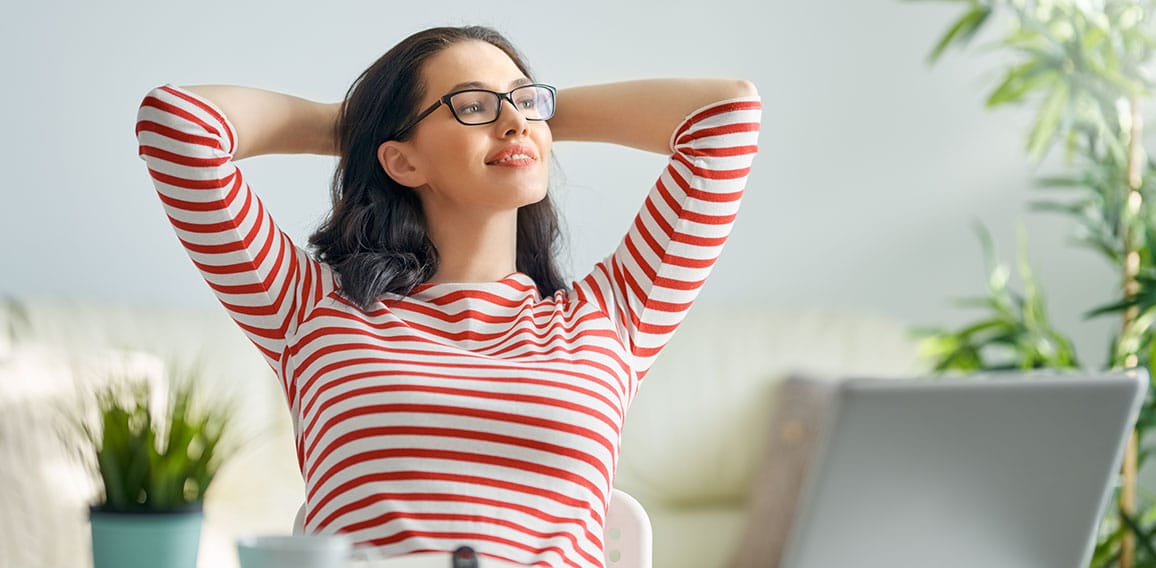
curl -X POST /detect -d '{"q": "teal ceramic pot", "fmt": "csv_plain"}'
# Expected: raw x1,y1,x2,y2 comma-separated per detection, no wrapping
90,505,204,568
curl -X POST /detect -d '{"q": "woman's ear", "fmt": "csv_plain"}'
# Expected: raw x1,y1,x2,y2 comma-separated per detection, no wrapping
377,141,428,188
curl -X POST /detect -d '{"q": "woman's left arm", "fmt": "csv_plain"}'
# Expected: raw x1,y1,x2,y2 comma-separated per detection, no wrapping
548,79,758,153
564,78,761,388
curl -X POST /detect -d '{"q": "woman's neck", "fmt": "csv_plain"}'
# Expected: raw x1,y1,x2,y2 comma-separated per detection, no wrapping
425,207,519,284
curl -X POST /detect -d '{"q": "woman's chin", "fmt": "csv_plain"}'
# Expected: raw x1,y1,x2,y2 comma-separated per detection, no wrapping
495,181,549,208
520,186,551,207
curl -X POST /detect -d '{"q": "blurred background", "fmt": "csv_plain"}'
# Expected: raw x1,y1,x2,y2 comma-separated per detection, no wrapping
1,0,1138,566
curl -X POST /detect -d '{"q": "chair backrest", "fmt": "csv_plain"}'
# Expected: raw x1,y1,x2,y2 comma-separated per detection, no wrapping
289,488,652,567
292,502,305,535
604,488,653,568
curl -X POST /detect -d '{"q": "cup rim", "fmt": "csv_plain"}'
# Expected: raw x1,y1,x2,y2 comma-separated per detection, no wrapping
236,534,354,552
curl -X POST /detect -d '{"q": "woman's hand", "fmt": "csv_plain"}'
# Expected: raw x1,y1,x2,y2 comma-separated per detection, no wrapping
547,79,757,154
184,85,340,160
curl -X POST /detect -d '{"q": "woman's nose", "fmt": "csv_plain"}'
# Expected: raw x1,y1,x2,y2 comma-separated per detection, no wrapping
496,98,529,137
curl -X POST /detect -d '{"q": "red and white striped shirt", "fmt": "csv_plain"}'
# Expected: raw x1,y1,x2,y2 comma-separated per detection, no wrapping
136,85,760,567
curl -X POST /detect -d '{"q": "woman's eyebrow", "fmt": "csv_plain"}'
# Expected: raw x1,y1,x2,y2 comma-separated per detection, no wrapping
446,77,533,92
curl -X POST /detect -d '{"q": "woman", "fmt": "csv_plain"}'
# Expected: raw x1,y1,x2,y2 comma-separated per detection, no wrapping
136,25,759,567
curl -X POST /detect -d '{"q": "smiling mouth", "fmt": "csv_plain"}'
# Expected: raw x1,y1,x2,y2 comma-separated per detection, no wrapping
486,153,535,165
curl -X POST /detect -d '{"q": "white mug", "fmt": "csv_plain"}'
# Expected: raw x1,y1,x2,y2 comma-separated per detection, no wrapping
236,534,381,568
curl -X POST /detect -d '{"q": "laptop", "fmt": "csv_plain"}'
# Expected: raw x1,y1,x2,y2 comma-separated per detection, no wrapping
779,370,1147,568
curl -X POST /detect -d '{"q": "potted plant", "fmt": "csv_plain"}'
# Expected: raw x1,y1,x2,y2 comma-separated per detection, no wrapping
73,367,236,568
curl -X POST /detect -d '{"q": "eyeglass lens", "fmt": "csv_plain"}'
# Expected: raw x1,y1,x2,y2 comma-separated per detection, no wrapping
448,85,555,125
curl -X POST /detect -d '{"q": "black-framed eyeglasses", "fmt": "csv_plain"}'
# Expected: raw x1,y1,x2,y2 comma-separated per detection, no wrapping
393,83,557,139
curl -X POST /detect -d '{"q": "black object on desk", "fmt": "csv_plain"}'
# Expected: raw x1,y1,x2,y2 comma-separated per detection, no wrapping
451,546,479,568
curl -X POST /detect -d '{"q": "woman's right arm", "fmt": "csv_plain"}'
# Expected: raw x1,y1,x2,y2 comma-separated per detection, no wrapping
135,85,340,374
180,85,340,160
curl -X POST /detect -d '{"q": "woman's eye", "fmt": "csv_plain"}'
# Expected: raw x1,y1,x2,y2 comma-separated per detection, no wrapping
455,101,484,115
453,96,489,115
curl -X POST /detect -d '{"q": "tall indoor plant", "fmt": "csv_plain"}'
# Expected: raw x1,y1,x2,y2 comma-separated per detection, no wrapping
73,368,235,568
910,0,1156,565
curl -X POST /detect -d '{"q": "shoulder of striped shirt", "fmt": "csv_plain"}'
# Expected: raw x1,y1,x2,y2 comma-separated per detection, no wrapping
668,96,761,154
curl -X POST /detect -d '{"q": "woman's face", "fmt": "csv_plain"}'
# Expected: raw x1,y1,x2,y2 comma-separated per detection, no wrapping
398,40,552,214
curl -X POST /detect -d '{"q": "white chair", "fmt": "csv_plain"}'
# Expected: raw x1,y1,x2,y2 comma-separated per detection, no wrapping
291,488,652,567
603,488,653,568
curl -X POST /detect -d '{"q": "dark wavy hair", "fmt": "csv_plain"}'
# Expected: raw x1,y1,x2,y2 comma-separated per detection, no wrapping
308,26,567,309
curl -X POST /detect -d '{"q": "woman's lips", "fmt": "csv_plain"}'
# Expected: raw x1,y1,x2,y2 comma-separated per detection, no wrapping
486,145,537,166
487,154,536,167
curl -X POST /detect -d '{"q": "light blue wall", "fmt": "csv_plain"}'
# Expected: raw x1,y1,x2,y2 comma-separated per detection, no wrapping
1,0,1118,365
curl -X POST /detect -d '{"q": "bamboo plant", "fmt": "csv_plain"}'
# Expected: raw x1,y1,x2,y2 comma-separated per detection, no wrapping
910,0,1156,565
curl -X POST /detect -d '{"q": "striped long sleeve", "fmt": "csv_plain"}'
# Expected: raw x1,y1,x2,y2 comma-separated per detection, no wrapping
575,97,762,381
136,85,336,407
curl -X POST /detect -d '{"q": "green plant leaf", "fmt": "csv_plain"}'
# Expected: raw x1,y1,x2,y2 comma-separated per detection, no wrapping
1035,175,1093,189
1088,271,1156,320
1120,510,1156,559
1027,81,1071,160
1087,298,1139,318
929,6,993,63
987,61,1060,107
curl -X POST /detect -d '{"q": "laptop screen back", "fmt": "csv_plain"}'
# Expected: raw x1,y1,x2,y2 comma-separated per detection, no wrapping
780,371,1146,568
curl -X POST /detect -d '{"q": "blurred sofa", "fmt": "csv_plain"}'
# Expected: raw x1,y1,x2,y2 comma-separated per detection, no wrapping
0,300,922,568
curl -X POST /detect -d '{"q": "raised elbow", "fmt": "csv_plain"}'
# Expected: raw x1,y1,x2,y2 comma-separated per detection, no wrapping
730,79,758,99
